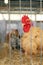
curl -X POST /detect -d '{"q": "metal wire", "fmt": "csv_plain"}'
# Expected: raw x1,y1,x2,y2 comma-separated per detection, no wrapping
40,0,42,65
0,10,7,43
30,0,33,65
8,0,12,65
19,0,23,65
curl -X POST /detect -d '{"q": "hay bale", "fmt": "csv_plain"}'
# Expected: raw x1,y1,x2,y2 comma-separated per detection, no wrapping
0,43,9,59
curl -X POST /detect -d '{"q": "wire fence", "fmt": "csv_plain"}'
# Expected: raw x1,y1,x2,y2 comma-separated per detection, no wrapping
0,0,43,65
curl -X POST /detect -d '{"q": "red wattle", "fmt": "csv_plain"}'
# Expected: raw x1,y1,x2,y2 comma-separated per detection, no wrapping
23,24,31,32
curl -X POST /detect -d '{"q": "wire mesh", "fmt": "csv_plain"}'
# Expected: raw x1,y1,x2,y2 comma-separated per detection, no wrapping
0,0,43,65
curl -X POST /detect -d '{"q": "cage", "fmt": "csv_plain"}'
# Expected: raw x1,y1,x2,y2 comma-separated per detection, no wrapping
0,0,43,65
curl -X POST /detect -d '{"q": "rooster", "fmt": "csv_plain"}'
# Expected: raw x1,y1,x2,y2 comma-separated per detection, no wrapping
21,15,43,55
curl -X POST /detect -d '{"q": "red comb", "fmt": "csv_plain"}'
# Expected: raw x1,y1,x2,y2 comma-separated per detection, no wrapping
21,15,32,33
22,15,30,24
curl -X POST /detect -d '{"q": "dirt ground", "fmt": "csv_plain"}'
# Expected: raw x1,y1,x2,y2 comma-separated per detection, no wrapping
0,48,43,65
